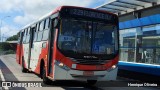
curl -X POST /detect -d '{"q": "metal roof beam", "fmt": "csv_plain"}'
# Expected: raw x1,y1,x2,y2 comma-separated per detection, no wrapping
100,7,121,13
135,0,155,4
116,0,144,8
110,3,135,9
102,6,127,12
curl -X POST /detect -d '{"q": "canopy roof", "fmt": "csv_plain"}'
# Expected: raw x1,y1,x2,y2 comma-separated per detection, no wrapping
96,0,160,15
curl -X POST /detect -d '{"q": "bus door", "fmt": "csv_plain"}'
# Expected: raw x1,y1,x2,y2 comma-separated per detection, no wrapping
48,19,55,75
22,28,31,69
28,25,36,69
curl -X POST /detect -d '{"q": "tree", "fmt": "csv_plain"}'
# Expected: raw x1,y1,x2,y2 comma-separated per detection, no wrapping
6,33,19,41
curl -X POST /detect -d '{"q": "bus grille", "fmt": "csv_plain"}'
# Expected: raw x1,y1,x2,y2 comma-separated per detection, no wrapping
69,58,109,65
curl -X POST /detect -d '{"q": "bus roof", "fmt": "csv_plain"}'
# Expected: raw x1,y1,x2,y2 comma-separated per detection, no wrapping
21,6,61,30
21,6,117,31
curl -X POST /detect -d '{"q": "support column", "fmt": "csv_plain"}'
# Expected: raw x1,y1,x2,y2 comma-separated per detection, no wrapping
134,27,143,62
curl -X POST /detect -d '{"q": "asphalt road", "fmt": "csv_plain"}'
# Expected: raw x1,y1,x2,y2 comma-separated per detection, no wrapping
0,54,159,90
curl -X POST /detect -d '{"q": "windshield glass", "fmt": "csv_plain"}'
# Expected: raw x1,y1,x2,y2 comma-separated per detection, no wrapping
57,18,118,59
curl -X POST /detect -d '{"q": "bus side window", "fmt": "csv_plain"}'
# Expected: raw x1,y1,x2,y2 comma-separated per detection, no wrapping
23,29,27,43
34,24,39,42
20,32,24,44
26,27,30,43
39,20,45,31
26,28,28,35
17,32,21,44
42,18,50,40
37,21,44,41
44,18,50,29
28,27,30,35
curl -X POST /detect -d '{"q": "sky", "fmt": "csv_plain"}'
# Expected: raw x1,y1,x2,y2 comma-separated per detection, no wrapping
0,0,108,41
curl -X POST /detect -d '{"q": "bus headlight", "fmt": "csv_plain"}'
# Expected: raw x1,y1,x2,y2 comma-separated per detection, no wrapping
108,65,117,72
55,60,70,71
111,65,116,69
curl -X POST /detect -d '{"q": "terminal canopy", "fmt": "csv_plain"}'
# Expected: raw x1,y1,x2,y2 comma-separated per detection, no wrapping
96,0,160,15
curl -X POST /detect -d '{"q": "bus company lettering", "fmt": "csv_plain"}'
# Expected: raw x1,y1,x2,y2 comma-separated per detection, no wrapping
83,56,98,59
70,8,113,20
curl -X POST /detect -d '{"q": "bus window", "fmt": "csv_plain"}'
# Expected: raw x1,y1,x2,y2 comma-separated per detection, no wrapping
36,23,39,32
28,27,31,34
42,19,50,41
34,24,39,42
37,31,43,41
26,35,30,43
25,27,30,43
17,32,22,44
23,30,26,43
39,21,44,31
42,30,49,40
58,18,118,59
93,23,116,54
26,29,28,35
44,18,50,29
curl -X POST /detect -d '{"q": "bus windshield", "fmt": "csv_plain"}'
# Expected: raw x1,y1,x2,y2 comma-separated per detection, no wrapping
57,18,118,59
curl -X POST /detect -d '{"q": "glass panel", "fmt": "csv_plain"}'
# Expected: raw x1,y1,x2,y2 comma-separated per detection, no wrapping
34,33,38,42
57,18,118,59
23,36,26,43
119,28,136,62
26,29,28,35
22,30,26,43
25,35,30,43
39,21,44,31
120,25,160,65
45,18,50,29
17,32,21,43
142,25,160,65
120,48,135,62
42,30,49,40
36,24,39,31
92,23,117,54
28,28,30,35
37,31,43,41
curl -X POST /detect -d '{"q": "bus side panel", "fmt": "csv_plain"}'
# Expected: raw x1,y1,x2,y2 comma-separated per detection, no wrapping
16,44,21,64
29,42,42,71
30,41,49,73
34,42,49,74
20,45,24,66
23,44,30,69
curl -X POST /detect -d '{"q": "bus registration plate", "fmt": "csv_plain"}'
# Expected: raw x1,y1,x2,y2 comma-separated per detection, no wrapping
83,71,94,76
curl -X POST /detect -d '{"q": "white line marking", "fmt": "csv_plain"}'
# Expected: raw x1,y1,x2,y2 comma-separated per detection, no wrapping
0,69,5,81
0,69,9,90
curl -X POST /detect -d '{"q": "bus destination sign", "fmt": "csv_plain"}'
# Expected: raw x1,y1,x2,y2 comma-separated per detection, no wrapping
61,8,116,21
70,8,113,20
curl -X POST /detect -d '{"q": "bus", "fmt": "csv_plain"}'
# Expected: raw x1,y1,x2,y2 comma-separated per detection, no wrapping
16,6,119,85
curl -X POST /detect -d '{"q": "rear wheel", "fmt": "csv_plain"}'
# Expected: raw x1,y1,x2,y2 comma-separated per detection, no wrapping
21,58,27,73
87,80,97,85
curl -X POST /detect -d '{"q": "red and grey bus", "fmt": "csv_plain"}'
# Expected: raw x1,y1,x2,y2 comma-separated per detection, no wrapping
16,6,119,85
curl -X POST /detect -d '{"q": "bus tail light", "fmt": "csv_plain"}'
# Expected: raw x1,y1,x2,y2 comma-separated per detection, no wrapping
55,60,70,71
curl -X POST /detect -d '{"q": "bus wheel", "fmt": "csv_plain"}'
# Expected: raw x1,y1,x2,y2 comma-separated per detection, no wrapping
22,58,27,73
42,67,51,84
87,80,97,85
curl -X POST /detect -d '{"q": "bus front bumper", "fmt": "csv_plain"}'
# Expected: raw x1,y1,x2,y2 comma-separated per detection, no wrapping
53,64,118,81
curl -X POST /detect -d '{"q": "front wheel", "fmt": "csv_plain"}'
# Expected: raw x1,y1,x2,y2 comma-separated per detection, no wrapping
87,80,97,85
42,68,52,84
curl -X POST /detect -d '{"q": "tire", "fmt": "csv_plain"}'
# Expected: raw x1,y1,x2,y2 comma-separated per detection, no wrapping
22,58,28,73
87,80,97,85
42,67,52,84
